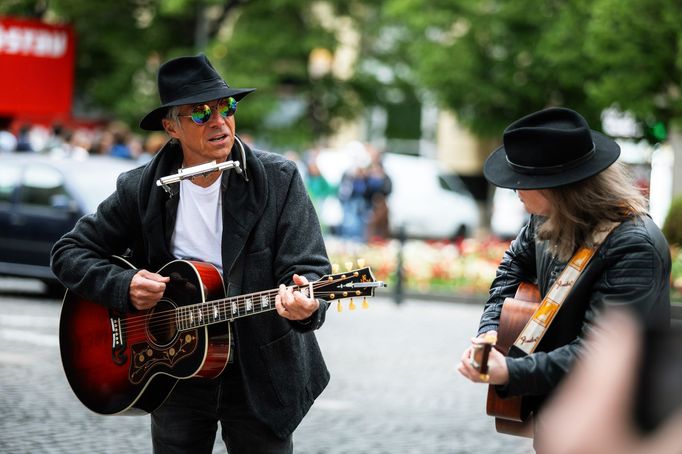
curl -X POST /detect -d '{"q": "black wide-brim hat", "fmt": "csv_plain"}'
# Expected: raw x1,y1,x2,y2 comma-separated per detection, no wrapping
483,107,620,190
140,53,255,131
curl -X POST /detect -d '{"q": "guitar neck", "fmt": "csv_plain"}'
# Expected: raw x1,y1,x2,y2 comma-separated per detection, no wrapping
175,286,299,330
173,265,383,330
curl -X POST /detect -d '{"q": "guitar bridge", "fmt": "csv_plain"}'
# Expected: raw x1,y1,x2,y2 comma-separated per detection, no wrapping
109,311,127,366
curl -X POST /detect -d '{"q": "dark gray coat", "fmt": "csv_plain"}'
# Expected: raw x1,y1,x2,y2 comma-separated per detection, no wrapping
51,139,331,438
478,214,671,411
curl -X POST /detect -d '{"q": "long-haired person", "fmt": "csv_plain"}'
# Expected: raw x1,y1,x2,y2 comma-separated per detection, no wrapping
458,107,671,441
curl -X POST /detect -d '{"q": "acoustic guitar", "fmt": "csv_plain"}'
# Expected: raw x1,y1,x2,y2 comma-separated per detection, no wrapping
470,282,541,437
59,257,383,415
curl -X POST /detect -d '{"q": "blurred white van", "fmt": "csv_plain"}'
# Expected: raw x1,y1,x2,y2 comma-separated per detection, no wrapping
382,153,479,239
315,150,480,240
490,187,529,239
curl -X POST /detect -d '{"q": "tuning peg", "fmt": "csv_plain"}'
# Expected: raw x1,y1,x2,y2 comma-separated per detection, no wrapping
356,258,366,268
332,263,340,274
362,297,369,309
337,300,343,312
345,261,353,272
348,298,356,311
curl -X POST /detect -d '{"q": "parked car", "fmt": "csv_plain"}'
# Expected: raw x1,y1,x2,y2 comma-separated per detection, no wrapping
0,153,138,294
315,150,480,240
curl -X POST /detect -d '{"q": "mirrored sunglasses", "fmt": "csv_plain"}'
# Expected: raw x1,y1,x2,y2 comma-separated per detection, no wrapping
179,97,238,125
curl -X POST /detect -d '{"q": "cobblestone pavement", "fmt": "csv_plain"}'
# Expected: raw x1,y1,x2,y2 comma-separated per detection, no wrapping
0,279,533,454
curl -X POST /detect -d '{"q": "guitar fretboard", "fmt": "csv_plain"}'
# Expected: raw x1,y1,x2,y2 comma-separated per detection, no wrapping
175,286,307,330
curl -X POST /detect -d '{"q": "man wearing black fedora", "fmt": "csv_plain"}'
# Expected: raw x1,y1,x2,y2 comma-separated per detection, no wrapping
51,54,331,453
457,107,671,438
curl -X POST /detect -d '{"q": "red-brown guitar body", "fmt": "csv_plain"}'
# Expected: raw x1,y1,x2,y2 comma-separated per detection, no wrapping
59,258,229,415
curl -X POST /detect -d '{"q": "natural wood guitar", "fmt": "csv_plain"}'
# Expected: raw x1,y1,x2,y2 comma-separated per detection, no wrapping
59,257,383,415
471,282,541,438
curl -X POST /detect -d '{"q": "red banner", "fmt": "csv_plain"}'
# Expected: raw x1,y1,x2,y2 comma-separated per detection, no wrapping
0,17,75,119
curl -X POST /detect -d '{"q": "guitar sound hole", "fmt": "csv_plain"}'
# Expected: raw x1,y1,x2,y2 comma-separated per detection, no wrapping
146,299,177,347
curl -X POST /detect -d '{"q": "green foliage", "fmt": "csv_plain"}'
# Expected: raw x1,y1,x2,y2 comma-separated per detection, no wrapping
0,0,377,150
367,0,682,144
663,196,682,246
584,0,682,138
375,0,604,138
4,0,682,152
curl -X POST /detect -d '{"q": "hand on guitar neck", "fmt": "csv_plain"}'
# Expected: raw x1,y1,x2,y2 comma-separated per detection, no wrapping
458,330,510,386
275,273,320,321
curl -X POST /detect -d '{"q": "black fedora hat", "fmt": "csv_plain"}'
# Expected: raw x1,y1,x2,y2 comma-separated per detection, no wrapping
140,54,255,131
483,107,620,190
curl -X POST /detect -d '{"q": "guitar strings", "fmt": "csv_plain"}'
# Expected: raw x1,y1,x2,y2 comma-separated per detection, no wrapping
122,286,300,334
120,270,371,334
118,278,355,336
122,286,286,334
121,280,348,335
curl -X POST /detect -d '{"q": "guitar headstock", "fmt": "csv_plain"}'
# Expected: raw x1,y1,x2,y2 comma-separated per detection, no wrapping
313,264,386,312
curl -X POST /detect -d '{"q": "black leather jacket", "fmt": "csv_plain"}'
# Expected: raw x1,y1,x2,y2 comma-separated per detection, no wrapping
478,214,670,409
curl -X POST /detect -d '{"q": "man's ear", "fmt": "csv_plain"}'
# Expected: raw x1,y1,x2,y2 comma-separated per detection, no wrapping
162,118,180,139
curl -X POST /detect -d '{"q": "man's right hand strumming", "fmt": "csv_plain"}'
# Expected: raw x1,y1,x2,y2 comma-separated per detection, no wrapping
129,269,170,310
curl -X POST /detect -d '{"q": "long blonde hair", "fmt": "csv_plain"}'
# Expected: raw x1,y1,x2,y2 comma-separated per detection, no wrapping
536,161,648,261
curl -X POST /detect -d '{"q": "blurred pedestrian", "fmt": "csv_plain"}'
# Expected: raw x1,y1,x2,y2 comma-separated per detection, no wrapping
109,129,133,159
88,128,114,155
364,158,392,241
51,53,331,454
65,129,90,160
338,164,369,241
458,107,671,441
304,157,336,233
15,124,34,152
137,131,167,164
43,123,68,153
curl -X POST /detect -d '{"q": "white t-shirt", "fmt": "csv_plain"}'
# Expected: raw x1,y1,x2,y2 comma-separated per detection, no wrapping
171,177,224,273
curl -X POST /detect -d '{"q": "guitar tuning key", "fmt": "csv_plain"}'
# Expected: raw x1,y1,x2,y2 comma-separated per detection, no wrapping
362,297,369,309
337,301,343,313
348,299,356,311
332,263,340,274
356,258,366,268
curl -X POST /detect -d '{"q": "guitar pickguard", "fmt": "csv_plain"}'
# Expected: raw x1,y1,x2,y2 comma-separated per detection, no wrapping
129,331,199,384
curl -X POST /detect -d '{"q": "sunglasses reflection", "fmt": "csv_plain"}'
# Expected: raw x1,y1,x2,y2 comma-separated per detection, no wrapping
182,97,238,125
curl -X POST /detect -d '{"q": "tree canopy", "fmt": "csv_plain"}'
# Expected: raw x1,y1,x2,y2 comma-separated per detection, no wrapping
1,0,375,149
2,0,682,151
377,0,682,142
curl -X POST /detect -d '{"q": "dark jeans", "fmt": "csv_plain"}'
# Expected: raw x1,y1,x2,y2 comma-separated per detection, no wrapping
151,361,292,454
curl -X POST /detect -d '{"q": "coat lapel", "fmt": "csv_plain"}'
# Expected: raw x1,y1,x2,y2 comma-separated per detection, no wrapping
220,139,268,292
